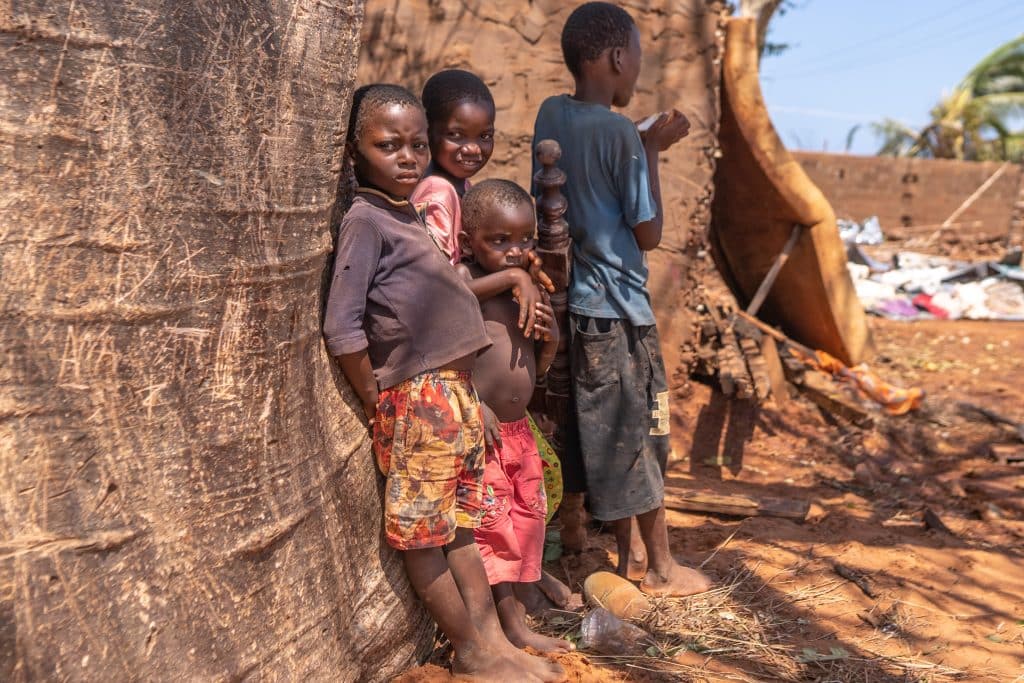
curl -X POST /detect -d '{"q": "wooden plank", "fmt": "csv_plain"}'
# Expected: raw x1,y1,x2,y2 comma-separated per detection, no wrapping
664,489,809,521
759,335,790,404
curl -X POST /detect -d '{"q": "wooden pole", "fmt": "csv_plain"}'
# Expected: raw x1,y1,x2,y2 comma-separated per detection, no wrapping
926,161,1010,244
744,223,803,316
533,140,572,425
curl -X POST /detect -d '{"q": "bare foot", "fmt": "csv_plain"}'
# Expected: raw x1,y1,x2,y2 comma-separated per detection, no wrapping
489,638,569,679
506,625,575,654
537,571,573,608
640,562,713,597
514,581,555,616
498,588,575,657
452,646,543,682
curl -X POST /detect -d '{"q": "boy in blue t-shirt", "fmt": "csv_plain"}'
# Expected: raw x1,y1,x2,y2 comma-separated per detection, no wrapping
532,1,712,597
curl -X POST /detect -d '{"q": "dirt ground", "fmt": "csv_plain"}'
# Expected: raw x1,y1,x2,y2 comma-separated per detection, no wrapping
396,315,1024,682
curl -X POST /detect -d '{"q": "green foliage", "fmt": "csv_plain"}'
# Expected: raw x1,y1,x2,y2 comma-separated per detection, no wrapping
871,34,1024,161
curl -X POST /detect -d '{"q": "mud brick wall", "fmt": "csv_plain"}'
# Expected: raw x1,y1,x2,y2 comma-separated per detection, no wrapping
359,0,727,376
794,152,1022,238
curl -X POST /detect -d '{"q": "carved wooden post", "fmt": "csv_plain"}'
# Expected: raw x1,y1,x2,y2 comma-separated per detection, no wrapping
533,140,572,427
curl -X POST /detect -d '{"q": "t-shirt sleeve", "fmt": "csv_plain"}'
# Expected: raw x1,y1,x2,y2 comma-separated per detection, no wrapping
610,120,657,228
323,218,383,356
411,177,459,262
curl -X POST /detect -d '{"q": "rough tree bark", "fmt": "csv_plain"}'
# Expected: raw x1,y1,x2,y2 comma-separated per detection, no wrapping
0,2,433,680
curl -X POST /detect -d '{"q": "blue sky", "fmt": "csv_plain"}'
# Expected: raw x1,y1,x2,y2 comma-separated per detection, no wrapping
759,0,1024,156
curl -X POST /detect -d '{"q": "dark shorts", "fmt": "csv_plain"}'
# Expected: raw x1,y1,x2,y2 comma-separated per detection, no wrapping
568,314,670,521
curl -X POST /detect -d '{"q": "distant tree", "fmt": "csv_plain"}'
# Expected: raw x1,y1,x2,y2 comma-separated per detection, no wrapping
869,35,1024,161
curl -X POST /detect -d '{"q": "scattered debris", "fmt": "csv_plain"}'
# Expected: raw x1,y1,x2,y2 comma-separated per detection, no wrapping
923,507,956,536
582,572,652,621
833,562,876,599
990,444,1024,467
663,488,809,521
579,607,654,656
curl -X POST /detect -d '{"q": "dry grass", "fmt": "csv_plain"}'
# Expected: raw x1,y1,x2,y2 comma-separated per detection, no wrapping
533,564,971,682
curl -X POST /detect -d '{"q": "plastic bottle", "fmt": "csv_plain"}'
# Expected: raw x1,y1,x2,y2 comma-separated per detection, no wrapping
579,608,653,656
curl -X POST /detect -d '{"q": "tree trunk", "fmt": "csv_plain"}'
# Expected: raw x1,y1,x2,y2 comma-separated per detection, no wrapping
737,0,783,57
0,2,433,680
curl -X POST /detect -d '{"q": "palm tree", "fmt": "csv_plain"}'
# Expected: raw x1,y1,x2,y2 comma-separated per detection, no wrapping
871,34,1024,161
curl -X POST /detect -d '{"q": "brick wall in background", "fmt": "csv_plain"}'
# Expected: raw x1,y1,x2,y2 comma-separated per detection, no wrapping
794,152,1022,238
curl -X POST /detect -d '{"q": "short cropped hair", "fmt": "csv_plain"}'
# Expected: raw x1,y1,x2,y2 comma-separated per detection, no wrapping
421,69,495,126
561,2,636,78
462,179,534,235
346,83,423,145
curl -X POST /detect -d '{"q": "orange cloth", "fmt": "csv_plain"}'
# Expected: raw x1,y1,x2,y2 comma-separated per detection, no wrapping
790,347,924,416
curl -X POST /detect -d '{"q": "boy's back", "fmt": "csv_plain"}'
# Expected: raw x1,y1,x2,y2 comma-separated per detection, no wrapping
533,94,657,327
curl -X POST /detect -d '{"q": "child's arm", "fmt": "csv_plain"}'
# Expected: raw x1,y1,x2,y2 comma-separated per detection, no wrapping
324,220,383,422
454,264,546,339
632,110,691,251
533,296,559,378
337,351,378,421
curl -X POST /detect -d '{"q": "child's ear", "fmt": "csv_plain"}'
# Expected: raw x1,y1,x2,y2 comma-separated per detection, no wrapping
457,230,473,256
610,46,624,74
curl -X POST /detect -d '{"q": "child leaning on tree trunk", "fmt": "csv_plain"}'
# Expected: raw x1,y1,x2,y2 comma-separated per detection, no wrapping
323,83,563,683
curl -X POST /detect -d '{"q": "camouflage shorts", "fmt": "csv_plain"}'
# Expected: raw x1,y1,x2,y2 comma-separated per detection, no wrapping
373,370,486,550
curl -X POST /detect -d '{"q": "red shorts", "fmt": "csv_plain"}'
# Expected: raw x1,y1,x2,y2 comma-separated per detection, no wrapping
373,370,486,550
474,417,547,585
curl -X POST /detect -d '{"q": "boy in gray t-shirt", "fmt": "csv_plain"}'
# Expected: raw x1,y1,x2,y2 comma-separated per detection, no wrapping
532,1,712,597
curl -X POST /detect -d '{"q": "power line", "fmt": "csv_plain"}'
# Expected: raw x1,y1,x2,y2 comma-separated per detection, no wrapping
766,0,1024,78
792,0,981,65
770,15,1024,80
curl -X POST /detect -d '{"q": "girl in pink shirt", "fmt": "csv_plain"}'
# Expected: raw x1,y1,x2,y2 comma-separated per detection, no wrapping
411,69,496,265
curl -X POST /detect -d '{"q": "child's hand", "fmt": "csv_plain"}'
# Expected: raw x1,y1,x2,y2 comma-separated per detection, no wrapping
481,402,502,451
533,413,557,438
362,400,377,426
532,300,555,342
525,251,556,293
510,270,544,338
641,109,690,152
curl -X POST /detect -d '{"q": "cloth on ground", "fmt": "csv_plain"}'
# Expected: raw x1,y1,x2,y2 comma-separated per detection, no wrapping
789,347,924,416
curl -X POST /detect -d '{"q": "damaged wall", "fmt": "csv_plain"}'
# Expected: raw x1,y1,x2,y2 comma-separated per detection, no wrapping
358,0,727,380
794,152,1022,239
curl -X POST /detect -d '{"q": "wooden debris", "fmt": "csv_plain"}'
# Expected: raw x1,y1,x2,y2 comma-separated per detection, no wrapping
663,488,809,521
717,324,754,399
745,223,804,316
881,514,925,530
923,507,955,535
833,562,876,599
738,333,772,400
797,372,875,429
759,334,790,404
990,443,1024,466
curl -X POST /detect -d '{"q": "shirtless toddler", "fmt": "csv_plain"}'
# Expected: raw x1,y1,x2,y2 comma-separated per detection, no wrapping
456,179,572,654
